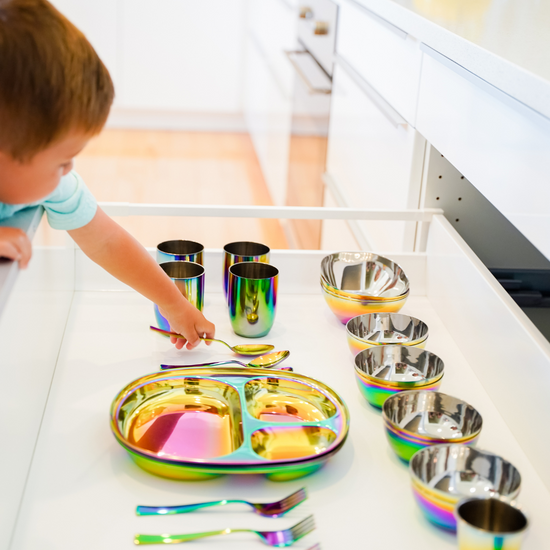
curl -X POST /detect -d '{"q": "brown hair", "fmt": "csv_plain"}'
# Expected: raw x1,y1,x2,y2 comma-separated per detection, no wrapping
0,0,114,161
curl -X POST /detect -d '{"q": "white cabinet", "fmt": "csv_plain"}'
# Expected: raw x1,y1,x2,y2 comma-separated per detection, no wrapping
326,59,425,252
417,46,550,261
118,0,245,113
243,0,297,206
336,0,422,124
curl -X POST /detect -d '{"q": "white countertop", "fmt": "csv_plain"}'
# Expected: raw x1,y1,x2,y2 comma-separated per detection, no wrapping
350,0,550,120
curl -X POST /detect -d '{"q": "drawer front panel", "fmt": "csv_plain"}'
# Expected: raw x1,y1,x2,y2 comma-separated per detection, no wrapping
326,62,424,252
417,49,550,261
336,0,422,124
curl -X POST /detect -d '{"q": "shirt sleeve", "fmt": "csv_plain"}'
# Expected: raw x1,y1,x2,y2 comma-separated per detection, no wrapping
42,171,98,230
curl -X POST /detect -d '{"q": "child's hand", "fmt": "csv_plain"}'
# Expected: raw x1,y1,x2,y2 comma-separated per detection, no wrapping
0,227,32,268
160,302,216,351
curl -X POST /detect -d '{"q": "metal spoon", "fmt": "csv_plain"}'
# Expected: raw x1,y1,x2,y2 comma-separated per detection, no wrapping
160,350,290,370
150,326,274,356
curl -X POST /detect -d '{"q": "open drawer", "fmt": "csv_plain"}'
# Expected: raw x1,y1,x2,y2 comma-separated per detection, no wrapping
1,210,550,549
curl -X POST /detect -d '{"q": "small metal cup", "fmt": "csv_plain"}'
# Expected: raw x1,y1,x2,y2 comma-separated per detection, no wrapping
456,498,528,550
154,261,205,331
157,240,204,265
227,262,278,338
223,241,270,301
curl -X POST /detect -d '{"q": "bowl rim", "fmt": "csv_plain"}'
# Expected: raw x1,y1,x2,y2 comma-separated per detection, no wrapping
353,345,444,387
408,443,521,503
355,368,444,389
320,251,410,299
346,313,429,346
382,390,483,440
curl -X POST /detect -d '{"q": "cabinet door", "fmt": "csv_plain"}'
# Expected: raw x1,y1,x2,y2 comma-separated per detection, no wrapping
50,0,119,88
244,32,293,206
119,0,245,112
326,61,424,252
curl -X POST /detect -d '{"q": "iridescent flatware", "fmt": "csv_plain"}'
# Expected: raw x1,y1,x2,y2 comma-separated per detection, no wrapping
160,350,290,370
134,514,315,546
150,326,275,356
136,487,307,517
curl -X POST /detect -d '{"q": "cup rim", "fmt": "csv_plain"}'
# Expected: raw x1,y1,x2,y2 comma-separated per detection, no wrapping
159,260,205,279
157,240,204,256
455,497,528,536
224,241,270,257
229,261,278,280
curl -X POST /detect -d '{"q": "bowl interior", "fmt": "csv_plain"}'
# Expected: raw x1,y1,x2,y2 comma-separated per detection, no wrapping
347,313,428,344
251,426,337,461
244,378,337,422
355,345,444,384
384,391,482,439
321,252,409,298
410,444,521,500
119,377,244,460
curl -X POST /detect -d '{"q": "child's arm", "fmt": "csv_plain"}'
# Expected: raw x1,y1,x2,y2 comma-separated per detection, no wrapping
68,207,215,350
0,227,32,268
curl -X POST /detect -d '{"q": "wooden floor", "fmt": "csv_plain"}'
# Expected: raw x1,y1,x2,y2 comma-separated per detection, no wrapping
34,129,289,249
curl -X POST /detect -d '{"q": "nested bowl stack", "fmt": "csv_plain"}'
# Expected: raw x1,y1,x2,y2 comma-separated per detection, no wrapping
409,444,521,531
382,390,482,461
320,252,410,324
347,313,429,356
354,346,444,408
111,367,349,482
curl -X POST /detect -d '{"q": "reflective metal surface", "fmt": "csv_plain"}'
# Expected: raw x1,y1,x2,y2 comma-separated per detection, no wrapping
134,514,315,546
149,326,274,356
456,498,528,550
354,346,443,409
228,262,278,338
409,444,521,531
321,252,409,298
161,350,290,370
154,261,205,331
156,240,204,265
111,367,349,480
347,313,428,354
223,241,270,300
322,284,409,325
245,377,337,422
136,487,307,517
383,391,481,461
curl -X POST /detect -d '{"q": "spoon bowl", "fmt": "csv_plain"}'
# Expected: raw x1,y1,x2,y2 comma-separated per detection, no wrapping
161,350,291,370
150,326,275,355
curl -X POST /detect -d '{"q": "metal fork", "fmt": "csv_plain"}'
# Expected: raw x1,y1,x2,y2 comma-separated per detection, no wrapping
134,514,315,546
136,488,307,518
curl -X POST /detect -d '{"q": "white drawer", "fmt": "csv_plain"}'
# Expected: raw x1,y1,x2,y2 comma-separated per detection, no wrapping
417,46,550,261
336,0,422,124
326,58,425,252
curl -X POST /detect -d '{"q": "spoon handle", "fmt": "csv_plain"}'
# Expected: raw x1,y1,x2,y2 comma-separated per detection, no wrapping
160,360,244,370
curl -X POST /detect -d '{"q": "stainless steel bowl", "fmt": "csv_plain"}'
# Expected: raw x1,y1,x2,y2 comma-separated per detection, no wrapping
409,444,521,530
321,252,409,300
347,313,429,349
356,346,444,387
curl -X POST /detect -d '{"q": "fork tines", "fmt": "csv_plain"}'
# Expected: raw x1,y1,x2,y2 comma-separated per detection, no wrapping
289,514,316,541
279,487,307,511
261,487,307,517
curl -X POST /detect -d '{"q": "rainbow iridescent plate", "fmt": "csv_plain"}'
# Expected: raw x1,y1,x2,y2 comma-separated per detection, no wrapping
111,367,349,481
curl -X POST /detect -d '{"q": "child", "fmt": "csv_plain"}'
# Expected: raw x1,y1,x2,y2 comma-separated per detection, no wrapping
0,0,215,349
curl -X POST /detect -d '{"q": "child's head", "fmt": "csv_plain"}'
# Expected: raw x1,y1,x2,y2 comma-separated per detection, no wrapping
0,0,114,204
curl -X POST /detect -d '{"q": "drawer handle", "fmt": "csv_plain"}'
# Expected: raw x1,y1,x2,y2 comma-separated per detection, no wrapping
334,53,407,129
285,50,332,94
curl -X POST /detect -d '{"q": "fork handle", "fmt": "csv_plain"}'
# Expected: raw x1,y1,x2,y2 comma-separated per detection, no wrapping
136,500,246,516
134,528,249,545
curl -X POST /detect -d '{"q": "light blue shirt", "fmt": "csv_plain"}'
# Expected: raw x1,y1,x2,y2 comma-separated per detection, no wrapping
0,171,97,230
